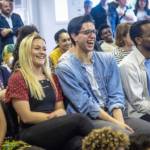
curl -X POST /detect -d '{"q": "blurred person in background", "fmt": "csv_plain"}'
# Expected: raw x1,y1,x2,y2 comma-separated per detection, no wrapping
117,0,137,23
0,0,23,63
90,0,107,31
107,0,119,37
2,43,14,71
84,0,93,15
134,0,150,21
112,23,134,64
49,29,71,72
97,24,116,52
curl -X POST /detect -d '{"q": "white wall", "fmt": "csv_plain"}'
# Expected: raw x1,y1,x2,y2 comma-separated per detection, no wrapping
15,0,150,53
28,0,84,53
28,0,135,53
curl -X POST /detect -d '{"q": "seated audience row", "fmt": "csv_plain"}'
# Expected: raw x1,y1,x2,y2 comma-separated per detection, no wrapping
96,22,133,64
5,32,94,150
0,0,150,149
0,24,93,149
56,15,150,135
1,15,150,150
134,0,150,21
90,0,150,37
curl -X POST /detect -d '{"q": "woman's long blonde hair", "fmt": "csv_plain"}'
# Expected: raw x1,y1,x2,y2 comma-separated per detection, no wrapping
19,32,57,100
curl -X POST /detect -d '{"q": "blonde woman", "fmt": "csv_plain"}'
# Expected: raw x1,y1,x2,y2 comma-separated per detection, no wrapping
6,33,93,150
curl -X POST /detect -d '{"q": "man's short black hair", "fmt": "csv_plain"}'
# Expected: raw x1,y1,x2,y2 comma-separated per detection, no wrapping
98,24,110,40
67,15,95,45
130,20,150,46
84,0,92,6
54,29,67,42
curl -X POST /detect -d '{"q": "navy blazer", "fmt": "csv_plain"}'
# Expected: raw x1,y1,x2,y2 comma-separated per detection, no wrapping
90,4,107,30
0,13,24,51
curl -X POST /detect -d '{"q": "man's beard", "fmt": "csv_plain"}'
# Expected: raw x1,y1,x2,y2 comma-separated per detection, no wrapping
2,10,11,16
143,45,150,52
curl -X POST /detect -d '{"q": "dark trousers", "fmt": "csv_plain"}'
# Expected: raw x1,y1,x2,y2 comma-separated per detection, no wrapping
19,114,93,150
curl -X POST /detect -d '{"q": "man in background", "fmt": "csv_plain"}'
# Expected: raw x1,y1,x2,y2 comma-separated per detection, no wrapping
84,0,93,15
0,0,24,63
90,0,107,31
97,24,116,52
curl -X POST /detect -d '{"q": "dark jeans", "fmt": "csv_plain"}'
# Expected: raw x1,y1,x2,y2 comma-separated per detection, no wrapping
93,117,150,135
125,117,150,135
19,114,93,150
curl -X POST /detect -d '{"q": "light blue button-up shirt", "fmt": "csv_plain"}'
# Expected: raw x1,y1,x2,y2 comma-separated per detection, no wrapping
144,59,150,96
56,51,125,119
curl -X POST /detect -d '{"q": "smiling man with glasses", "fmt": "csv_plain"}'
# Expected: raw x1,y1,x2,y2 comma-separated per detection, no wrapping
56,15,150,135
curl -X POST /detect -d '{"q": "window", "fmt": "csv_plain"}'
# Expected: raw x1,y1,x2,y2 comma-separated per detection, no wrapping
92,0,99,7
92,0,114,7
54,0,68,22
14,0,21,6
14,0,30,24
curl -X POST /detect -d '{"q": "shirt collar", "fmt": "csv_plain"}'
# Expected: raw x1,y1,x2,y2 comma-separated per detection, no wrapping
70,51,95,67
134,47,145,66
1,12,12,19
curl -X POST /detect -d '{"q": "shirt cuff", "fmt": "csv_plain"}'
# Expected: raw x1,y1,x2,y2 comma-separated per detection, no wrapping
88,103,101,119
109,103,125,113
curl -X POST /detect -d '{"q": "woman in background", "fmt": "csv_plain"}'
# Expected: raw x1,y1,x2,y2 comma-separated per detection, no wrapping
49,29,71,71
6,33,93,150
134,0,150,21
112,23,134,64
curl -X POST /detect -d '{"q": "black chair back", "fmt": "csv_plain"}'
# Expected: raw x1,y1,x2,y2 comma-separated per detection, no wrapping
1,102,19,139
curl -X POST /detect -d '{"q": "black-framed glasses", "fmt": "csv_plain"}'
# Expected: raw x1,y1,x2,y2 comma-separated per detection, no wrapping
79,29,97,35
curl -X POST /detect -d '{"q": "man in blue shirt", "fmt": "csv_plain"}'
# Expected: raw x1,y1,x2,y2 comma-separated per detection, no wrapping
56,15,150,134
